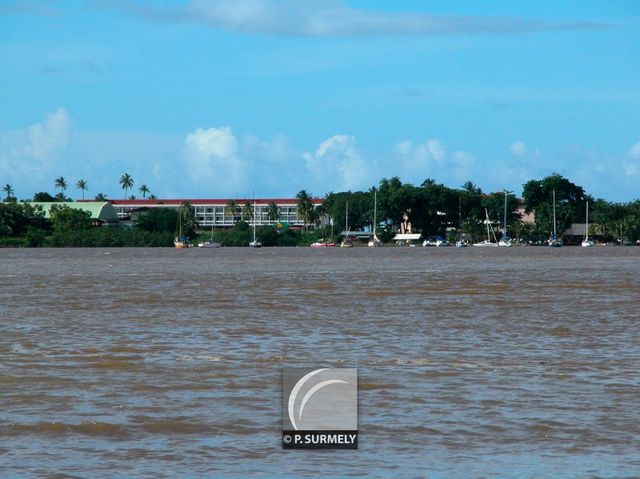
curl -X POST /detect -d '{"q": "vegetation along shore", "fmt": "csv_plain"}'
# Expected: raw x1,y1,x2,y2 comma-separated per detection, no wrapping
2,173,640,247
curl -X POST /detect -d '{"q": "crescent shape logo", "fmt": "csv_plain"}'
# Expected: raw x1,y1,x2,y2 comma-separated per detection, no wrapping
287,369,350,431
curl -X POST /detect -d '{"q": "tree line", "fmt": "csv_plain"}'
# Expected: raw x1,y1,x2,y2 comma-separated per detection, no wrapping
2,173,640,246
319,174,640,243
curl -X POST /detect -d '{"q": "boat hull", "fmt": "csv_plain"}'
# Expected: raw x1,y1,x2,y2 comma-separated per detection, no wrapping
473,241,498,247
198,242,221,248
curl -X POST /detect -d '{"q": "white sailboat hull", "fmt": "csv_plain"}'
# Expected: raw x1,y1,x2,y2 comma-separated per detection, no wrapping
198,242,221,248
473,240,498,247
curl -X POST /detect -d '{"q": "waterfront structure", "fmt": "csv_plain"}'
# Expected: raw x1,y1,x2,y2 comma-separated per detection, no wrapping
28,202,119,225
107,198,324,228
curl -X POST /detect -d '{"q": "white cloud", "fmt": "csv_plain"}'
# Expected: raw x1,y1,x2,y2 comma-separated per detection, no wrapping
0,108,71,193
304,134,371,191
108,0,609,37
183,126,245,195
510,140,526,156
14,107,70,162
3,111,639,202
393,138,450,181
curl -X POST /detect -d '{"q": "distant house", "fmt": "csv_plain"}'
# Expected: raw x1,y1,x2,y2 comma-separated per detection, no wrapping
516,207,535,225
27,202,119,226
563,222,604,244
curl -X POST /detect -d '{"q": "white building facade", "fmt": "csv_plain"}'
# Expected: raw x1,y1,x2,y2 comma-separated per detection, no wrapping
108,198,323,228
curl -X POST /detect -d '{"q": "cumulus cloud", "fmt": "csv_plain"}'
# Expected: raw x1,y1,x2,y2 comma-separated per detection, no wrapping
0,108,71,189
18,108,70,162
99,0,610,37
304,135,371,191
182,126,244,194
393,138,467,183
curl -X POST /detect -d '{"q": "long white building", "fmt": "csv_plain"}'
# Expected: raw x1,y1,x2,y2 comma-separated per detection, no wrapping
107,198,323,228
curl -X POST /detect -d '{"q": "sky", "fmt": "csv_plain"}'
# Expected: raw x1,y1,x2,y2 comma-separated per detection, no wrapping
1,0,639,201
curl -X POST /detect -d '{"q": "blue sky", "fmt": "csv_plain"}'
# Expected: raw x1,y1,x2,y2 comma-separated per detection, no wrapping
1,0,639,201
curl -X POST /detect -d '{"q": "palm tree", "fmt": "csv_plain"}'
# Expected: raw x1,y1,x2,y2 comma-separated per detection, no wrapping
225,200,240,225
462,180,481,194
266,202,280,223
119,173,134,199
95,193,108,201
54,176,67,196
242,201,254,222
314,204,326,228
3,184,14,201
76,179,88,200
296,190,314,231
139,184,150,198
149,194,157,200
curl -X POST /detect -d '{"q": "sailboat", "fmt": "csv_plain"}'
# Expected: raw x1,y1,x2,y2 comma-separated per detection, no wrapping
249,198,262,248
549,189,562,247
581,201,594,247
174,209,189,248
198,220,221,248
341,201,353,248
498,191,512,247
368,190,382,247
473,208,498,247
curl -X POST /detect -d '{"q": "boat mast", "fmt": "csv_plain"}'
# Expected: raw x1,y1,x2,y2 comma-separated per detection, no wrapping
373,191,377,238
585,201,589,240
485,208,491,242
253,197,257,242
503,191,508,237
620,223,623,245
345,201,349,234
552,189,557,239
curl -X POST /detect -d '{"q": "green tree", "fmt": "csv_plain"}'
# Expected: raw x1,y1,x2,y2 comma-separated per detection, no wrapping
462,180,482,194
225,200,240,224
266,202,280,222
242,201,254,222
50,205,91,231
296,189,314,231
480,191,521,237
139,184,150,198
95,193,108,201
522,174,586,236
135,208,177,232
76,179,88,200
3,184,14,201
0,202,47,237
54,176,67,196
33,192,56,202
119,173,134,199
178,201,197,237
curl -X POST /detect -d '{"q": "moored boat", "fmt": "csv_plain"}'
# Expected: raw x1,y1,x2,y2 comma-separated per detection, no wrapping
311,239,335,247
549,189,562,247
581,201,594,247
473,209,498,247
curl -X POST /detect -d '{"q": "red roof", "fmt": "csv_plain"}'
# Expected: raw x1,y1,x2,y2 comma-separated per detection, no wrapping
82,198,324,206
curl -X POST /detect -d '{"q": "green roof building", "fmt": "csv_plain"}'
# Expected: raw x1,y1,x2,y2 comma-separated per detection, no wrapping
27,202,119,223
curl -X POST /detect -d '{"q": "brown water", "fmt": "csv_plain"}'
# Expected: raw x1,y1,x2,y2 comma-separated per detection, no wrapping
1,247,639,478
